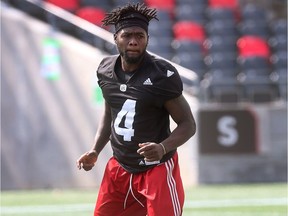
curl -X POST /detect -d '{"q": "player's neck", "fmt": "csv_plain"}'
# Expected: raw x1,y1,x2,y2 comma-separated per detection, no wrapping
121,55,145,72
121,61,140,72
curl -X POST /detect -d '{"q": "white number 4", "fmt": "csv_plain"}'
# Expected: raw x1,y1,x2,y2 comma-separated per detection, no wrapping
114,99,136,141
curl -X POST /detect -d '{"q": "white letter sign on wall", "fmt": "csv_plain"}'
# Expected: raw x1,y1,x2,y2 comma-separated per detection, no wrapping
199,109,257,154
217,116,239,147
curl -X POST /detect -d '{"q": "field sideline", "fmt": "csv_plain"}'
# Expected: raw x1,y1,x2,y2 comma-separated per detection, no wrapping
1,183,287,216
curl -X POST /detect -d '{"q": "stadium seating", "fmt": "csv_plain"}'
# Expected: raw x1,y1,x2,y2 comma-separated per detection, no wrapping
7,0,46,20
269,18,287,53
237,36,271,59
208,0,238,9
270,51,288,70
74,7,107,47
238,56,272,71
205,20,239,38
202,73,243,103
45,0,80,12
80,0,112,10
7,0,287,103
177,0,208,7
148,36,174,59
240,4,268,22
270,18,287,36
144,0,175,13
276,68,287,100
75,6,106,26
238,20,270,39
173,21,206,42
148,9,173,37
172,52,206,78
205,53,238,71
269,35,287,52
172,39,204,55
175,4,206,24
112,0,144,7
243,82,278,103
206,7,236,22
204,36,237,55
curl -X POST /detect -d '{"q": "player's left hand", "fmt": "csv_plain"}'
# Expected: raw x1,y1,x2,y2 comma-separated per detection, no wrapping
137,142,165,162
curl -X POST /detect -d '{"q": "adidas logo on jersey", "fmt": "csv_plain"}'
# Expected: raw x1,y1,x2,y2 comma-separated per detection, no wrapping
139,159,160,166
143,78,153,85
167,70,174,77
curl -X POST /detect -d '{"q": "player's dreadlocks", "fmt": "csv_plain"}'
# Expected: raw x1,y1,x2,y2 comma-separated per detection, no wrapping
102,3,158,27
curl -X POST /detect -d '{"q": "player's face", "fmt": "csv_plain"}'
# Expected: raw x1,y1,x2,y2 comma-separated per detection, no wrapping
115,26,148,65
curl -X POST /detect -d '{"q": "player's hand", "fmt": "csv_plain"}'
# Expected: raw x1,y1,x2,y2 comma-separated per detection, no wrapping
137,142,165,162
76,150,98,171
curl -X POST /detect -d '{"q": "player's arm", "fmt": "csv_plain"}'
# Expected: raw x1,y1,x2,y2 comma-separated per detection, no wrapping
77,101,112,171
162,94,196,153
138,95,196,161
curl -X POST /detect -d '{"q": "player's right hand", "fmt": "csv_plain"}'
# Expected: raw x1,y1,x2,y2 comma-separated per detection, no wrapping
76,150,98,171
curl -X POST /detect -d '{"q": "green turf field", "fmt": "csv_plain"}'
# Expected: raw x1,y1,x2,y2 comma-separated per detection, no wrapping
1,183,287,216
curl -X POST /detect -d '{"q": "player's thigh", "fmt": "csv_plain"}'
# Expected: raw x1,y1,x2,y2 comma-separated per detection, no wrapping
94,158,147,216
144,153,184,216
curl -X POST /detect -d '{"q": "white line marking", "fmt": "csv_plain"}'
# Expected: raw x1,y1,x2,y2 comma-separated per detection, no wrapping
1,198,286,214
1,204,94,214
184,197,287,208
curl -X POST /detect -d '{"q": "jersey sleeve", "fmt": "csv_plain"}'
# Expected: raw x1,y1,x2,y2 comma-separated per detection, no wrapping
153,59,183,100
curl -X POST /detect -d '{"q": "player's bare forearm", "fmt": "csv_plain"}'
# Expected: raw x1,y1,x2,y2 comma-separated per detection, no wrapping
91,101,112,154
77,102,112,171
162,95,196,153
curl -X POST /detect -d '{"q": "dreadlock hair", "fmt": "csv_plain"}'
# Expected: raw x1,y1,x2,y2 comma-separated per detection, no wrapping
102,3,158,27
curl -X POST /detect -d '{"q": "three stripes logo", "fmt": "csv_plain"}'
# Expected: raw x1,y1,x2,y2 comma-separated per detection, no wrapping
143,78,153,85
143,70,174,85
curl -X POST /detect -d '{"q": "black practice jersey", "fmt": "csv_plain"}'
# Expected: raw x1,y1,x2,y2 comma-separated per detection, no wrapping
97,52,183,173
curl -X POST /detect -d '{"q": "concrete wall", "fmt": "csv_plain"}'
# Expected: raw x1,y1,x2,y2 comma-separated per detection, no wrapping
1,5,112,190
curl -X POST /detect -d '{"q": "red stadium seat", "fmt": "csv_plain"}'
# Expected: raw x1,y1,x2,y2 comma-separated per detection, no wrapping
173,21,206,42
208,0,238,9
208,0,240,21
75,7,106,27
237,36,271,59
45,0,80,11
144,0,175,13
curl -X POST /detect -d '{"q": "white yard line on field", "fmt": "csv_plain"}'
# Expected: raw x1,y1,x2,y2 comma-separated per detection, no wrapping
184,197,287,208
1,198,287,214
1,204,94,214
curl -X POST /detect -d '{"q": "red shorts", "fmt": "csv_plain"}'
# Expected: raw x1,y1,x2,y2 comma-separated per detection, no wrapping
94,152,184,216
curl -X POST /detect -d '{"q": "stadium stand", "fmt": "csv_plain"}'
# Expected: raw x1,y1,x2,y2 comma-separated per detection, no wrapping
74,6,107,47
208,0,238,9
206,20,239,38
4,0,287,103
80,0,112,10
173,21,206,42
148,36,174,60
46,0,80,11
112,0,144,7
237,35,271,58
206,7,236,22
240,3,268,22
7,0,46,20
204,36,237,56
75,6,106,26
175,3,206,24
144,0,175,14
